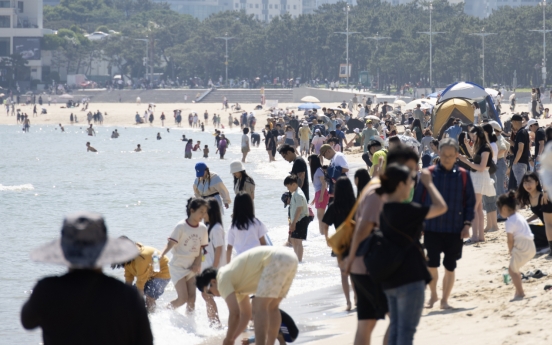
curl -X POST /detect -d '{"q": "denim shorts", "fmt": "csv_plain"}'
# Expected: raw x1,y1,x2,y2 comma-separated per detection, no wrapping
144,278,170,299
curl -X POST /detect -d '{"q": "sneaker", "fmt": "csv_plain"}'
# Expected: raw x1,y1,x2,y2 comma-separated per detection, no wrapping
537,247,551,255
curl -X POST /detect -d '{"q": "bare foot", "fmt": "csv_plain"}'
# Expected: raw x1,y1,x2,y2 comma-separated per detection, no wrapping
346,301,352,311
425,295,439,309
510,294,525,302
440,301,454,310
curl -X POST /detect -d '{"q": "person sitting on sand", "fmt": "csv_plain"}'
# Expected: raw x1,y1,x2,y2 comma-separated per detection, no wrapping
497,191,536,300
86,142,97,152
196,246,298,345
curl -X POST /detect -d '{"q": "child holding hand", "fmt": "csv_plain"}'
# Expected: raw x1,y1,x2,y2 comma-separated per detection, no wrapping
497,191,536,300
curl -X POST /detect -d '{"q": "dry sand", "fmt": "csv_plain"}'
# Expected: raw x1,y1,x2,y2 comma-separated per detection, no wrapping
3,100,552,345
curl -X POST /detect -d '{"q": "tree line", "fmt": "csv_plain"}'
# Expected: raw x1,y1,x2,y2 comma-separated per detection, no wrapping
41,0,552,89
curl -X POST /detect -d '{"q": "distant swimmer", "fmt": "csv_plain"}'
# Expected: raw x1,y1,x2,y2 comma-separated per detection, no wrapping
157,133,162,140
86,142,97,152
87,124,96,136
167,128,170,133
181,134,187,141
111,129,119,139
59,124,65,132
135,144,142,152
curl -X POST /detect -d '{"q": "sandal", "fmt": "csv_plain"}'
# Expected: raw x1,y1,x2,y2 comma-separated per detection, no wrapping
464,239,478,245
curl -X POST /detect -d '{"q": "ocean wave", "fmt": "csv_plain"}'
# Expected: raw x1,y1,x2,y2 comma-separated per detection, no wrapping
0,184,35,191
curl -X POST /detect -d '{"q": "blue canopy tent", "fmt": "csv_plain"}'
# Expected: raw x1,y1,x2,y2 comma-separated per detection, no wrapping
438,82,502,127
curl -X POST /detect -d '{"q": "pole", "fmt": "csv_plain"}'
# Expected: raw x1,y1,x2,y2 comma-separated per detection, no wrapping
529,1,552,89
335,5,358,89
471,29,496,87
364,33,390,91
418,1,445,90
215,33,235,87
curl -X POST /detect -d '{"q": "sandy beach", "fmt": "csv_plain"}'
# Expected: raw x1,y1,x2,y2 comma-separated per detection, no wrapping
4,100,552,345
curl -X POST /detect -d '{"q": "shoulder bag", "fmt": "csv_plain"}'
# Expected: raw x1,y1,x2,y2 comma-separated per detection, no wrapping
327,199,359,256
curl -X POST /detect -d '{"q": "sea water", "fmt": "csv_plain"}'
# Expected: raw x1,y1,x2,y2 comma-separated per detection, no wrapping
0,124,361,344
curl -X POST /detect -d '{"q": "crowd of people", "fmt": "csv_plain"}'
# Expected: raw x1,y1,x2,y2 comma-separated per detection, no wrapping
18,90,552,345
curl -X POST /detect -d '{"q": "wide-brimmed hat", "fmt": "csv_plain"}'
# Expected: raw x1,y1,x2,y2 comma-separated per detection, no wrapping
30,212,138,268
230,160,245,174
195,162,208,177
488,120,502,132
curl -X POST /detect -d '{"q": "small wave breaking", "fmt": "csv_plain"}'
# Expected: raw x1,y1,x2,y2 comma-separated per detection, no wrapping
0,184,35,191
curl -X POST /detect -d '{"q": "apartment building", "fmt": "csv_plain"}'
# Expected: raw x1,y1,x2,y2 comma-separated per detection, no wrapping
231,0,302,21
0,0,44,83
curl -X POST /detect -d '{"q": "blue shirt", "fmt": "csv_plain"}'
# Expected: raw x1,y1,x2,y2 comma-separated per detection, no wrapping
335,130,346,151
445,124,462,141
413,163,475,234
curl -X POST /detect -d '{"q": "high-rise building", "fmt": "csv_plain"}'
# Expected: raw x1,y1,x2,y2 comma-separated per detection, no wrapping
0,0,44,83
231,0,302,21
464,0,542,18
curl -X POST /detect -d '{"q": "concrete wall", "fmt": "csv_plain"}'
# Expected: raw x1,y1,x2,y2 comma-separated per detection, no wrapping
292,87,397,103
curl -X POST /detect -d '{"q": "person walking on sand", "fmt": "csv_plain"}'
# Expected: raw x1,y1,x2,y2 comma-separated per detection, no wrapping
241,128,251,163
497,192,536,300
196,246,298,345
376,164,447,345
87,124,96,136
86,142,97,152
112,237,171,312
21,212,152,345
193,162,232,212
226,192,268,263
414,138,475,310
161,198,209,311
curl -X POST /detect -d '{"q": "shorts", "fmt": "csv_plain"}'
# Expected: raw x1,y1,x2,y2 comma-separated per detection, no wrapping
291,216,310,240
350,274,388,320
510,237,536,273
483,195,497,212
314,190,329,209
144,278,170,299
241,147,250,154
256,250,298,299
285,138,295,146
424,232,464,272
300,140,310,152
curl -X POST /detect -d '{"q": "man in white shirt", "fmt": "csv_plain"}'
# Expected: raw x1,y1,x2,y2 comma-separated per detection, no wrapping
319,144,349,196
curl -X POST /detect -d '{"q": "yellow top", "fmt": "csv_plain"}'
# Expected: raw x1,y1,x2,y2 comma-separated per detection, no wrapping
217,246,280,302
299,126,311,141
370,149,387,176
124,243,170,290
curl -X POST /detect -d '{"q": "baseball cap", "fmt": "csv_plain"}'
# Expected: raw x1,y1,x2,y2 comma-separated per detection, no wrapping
511,114,523,122
526,119,538,128
195,162,208,177
366,120,373,124
353,128,360,134
319,144,332,156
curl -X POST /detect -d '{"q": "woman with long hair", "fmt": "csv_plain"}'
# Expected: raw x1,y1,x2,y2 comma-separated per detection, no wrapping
411,119,423,142
311,129,327,155
308,154,329,234
458,126,496,243
354,168,371,198
161,198,209,311
321,177,357,310
482,124,499,233
516,172,552,256
226,192,268,263
376,164,447,345
193,162,232,213
201,198,226,325
230,161,255,199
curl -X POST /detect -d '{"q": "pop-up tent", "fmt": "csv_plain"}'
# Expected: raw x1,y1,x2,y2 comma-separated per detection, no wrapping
438,81,502,127
433,98,474,139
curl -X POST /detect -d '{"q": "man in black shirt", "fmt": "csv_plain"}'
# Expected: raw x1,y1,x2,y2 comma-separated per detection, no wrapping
21,212,152,345
278,144,310,202
527,119,546,161
509,114,530,188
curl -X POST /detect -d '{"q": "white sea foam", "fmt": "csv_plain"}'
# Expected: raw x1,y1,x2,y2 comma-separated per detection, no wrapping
0,184,34,191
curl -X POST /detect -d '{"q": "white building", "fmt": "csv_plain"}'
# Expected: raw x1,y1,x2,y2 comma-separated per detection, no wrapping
0,0,44,83
232,0,303,21
381,0,464,5
464,0,542,18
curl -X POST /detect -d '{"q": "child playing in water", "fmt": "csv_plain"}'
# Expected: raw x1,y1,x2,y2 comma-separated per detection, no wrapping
161,198,208,311
497,191,536,300
203,145,209,158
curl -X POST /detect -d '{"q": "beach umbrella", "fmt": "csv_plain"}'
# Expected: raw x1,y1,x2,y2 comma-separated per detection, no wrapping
385,135,421,148
346,118,364,133
485,88,499,97
394,100,407,107
298,103,321,110
420,103,433,111
365,115,380,122
426,91,440,98
301,96,320,103
0,93,5,97
58,94,73,99
404,98,436,111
